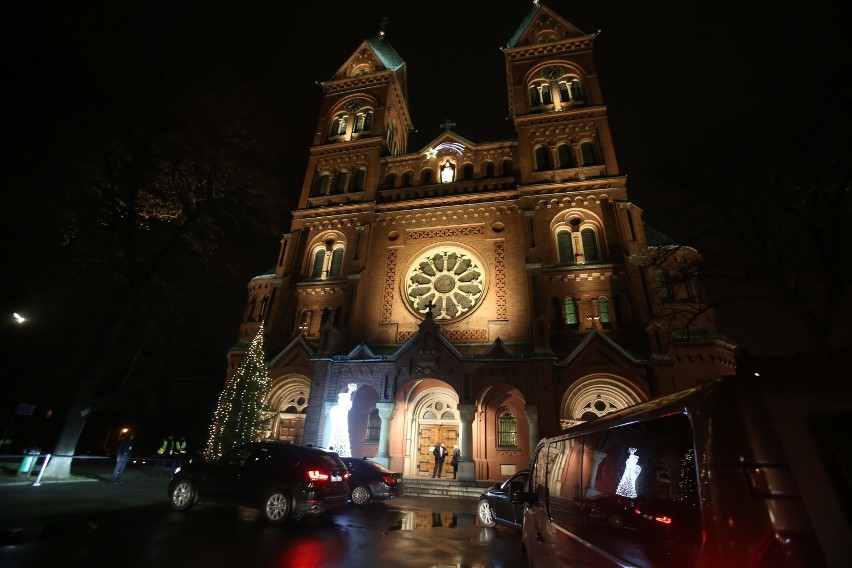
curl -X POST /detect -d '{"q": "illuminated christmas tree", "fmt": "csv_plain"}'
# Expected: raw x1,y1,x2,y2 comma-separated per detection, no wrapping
204,323,271,460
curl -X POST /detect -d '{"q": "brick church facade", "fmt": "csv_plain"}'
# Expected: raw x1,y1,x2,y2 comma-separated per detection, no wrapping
226,3,736,481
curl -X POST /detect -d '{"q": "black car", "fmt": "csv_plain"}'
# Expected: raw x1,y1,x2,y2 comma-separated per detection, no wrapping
341,457,403,506
167,441,350,524
476,470,528,530
582,493,636,529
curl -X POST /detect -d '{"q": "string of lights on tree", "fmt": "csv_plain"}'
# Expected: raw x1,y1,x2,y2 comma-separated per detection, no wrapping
204,323,271,460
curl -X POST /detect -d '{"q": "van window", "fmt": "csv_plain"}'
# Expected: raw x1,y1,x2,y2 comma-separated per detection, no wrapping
579,414,702,567
545,437,584,533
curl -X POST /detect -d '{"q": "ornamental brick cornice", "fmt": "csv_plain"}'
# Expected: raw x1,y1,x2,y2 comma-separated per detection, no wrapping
376,189,520,214
374,203,520,225
504,36,596,60
514,106,607,127
309,137,383,157
322,72,391,94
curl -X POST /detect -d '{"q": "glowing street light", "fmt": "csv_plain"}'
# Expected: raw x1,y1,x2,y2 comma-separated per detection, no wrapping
13,313,26,324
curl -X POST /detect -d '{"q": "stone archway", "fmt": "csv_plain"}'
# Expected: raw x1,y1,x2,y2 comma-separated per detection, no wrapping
406,387,460,478
560,375,646,429
266,376,311,444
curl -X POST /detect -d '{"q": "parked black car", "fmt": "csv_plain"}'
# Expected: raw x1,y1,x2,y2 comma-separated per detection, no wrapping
582,493,636,529
167,441,350,524
341,457,403,505
477,470,529,530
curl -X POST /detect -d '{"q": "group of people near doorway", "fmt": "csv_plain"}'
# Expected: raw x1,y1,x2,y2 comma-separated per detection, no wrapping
431,442,461,479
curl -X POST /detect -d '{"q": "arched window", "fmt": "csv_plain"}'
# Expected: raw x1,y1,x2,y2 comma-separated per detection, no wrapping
330,114,349,137
321,307,334,325
558,78,583,103
484,162,495,177
497,408,517,448
564,298,579,328
420,169,433,185
402,172,412,186
353,110,373,133
557,229,574,263
334,171,348,193
461,163,474,180
329,247,344,277
311,249,326,278
354,168,366,191
440,161,455,183
529,84,541,106
535,146,552,171
384,172,396,189
581,228,599,261
298,309,311,334
314,173,331,196
598,296,612,328
529,82,552,106
502,159,513,176
580,141,597,165
365,408,380,442
259,294,269,320
557,144,574,168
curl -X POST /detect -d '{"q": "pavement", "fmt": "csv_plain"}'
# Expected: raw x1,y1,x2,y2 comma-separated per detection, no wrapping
0,458,479,525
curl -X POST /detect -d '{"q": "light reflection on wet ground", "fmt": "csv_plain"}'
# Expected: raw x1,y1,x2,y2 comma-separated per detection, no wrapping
388,509,477,531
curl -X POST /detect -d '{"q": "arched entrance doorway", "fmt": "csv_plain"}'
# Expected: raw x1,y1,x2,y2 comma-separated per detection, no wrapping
266,376,311,444
408,388,459,478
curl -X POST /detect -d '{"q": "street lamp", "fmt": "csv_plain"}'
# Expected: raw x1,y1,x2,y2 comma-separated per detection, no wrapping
13,312,26,324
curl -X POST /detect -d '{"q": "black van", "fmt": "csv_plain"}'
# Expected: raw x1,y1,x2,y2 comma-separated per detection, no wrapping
512,374,850,567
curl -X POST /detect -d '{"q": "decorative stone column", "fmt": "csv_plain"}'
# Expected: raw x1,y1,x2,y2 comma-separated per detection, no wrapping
373,401,396,468
524,404,539,467
457,403,476,481
584,450,608,497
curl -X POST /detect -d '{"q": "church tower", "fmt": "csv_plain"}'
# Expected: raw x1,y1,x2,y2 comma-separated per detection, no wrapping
227,2,735,481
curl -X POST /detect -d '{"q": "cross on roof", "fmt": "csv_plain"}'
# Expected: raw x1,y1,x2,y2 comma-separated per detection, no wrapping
378,16,390,37
440,118,456,131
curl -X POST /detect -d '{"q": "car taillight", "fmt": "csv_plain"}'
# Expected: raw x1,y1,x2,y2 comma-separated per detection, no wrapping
750,530,825,568
308,470,329,481
382,475,397,484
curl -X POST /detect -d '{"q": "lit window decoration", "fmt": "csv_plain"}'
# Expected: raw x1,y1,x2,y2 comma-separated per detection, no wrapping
327,383,357,457
616,447,641,498
405,247,485,320
440,161,455,183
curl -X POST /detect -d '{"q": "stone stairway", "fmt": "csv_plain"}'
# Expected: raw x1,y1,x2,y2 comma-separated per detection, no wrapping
401,476,495,499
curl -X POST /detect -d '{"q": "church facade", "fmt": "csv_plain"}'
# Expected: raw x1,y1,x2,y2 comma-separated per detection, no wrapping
226,3,736,481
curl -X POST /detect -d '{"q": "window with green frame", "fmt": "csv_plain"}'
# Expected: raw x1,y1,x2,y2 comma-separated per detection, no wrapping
497,408,517,448
564,297,579,328
598,296,612,328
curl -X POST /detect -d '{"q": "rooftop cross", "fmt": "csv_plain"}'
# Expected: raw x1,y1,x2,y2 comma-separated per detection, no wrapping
440,118,456,131
378,16,390,37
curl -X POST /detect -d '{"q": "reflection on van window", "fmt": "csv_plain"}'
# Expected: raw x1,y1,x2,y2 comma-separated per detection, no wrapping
539,413,702,567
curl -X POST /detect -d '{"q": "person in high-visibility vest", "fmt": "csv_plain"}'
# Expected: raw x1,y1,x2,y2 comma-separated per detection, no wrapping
174,436,187,465
156,434,175,474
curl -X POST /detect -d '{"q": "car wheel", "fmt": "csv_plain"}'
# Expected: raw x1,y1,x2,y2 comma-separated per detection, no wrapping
169,479,197,512
607,512,624,529
351,485,372,506
477,499,496,527
263,490,292,524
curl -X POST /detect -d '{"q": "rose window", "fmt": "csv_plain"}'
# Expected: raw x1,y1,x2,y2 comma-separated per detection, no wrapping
405,248,485,320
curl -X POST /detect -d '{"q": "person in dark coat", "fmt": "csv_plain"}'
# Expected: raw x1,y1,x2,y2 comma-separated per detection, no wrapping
112,433,135,483
431,442,447,478
450,445,460,479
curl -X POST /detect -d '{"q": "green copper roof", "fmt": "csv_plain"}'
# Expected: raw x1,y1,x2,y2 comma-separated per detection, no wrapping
644,224,679,247
506,2,542,48
365,36,405,71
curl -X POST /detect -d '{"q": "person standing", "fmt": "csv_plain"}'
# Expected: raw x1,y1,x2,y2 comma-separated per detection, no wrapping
431,442,447,478
156,434,175,475
112,433,135,483
450,445,460,479
174,435,187,466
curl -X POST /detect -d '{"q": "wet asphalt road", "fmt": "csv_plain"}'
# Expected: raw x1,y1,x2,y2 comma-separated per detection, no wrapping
0,465,529,568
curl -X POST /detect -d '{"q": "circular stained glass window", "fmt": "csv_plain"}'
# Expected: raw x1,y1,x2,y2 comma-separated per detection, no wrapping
405,247,485,321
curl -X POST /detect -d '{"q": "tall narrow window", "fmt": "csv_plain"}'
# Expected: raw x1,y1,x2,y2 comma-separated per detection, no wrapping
557,230,574,263
580,141,597,165
497,408,517,448
529,84,541,106
315,173,331,196
558,81,570,102
557,144,574,168
502,159,513,176
365,408,380,442
298,310,311,334
334,171,348,193
354,168,366,191
540,83,552,104
329,247,344,277
581,228,599,261
569,79,583,100
485,162,495,177
598,297,612,328
420,169,433,185
384,172,396,189
311,249,326,278
535,146,552,171
564,298,579,328
462,163,474,180
259,294,269,320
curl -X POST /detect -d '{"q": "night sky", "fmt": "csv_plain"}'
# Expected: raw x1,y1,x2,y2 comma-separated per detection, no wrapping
1,1,848,447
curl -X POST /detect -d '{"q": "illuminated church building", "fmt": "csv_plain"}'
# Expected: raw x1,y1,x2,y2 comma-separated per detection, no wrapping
226,3,736,480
